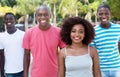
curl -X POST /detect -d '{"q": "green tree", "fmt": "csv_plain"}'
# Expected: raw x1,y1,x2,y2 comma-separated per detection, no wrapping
0,4,15,16
0,4,16,31
0,0,16,7
13,0,42,30
42,0,59,25
107,0,120,19
59,0,80,18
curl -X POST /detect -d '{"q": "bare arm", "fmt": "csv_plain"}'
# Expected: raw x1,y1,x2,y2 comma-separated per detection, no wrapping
91,47,102,77
58,49,65,77
23,49,30,77
0,49,5,77
118,42,120,53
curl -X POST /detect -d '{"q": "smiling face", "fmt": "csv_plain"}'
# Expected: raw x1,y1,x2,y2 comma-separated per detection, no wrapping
97,7,111,25
70,24,85,44
4,14,16,28
36,6,51,30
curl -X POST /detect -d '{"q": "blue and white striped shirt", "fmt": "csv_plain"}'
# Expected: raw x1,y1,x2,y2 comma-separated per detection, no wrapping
90,22,120,71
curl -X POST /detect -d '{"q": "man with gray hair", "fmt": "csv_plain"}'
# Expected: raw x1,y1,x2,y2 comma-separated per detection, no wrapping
23,5,65,77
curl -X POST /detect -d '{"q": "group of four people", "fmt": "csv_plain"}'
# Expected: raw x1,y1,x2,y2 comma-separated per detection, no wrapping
0,3,120,77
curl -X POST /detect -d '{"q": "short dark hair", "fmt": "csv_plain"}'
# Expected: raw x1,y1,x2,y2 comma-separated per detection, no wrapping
60,16,95,45
97,4,110,12
4,12,16,20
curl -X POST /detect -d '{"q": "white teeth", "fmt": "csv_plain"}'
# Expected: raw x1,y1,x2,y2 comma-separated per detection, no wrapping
8,23,12,25
74,37,80,40
102,19,107,21
41,20,46,23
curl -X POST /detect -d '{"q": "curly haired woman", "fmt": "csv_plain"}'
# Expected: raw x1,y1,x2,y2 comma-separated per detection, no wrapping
58,16,101,77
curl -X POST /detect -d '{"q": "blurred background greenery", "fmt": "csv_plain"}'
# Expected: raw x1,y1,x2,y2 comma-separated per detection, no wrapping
0,0,120,31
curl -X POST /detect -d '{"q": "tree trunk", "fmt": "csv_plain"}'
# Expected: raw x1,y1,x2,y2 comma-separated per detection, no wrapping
24,14,29,31
32,12,36,26
75,4,78,16
53,3,56,26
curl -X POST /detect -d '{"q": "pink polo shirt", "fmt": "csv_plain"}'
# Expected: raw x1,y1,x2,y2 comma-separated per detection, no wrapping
23,25,65,77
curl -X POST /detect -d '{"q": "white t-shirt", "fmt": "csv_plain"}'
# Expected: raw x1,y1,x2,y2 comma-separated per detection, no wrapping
0,29,24,73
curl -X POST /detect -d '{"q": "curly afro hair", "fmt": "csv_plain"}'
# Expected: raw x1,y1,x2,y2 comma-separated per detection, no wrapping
60,16,95,45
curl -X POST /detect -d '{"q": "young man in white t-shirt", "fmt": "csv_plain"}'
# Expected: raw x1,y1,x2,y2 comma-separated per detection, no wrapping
0,12,24,77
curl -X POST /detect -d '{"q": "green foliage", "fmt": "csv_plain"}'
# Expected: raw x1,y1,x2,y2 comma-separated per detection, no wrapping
107,0,120,19
0,0,17,7
0,17,4,26
0,17,4,32
59,0,79,18
14,0,42,15
89,1,101,15
1,0,120,27
0,4,16,16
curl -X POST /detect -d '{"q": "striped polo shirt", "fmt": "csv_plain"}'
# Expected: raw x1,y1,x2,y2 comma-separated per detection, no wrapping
91,22,120,71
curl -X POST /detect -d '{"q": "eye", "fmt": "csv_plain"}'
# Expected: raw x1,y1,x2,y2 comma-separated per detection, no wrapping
99,13,103,16
44,13,49,16
38,14,42,17
37,13,49,17
80,30,84,33
105,13,109,15
71,30,76,33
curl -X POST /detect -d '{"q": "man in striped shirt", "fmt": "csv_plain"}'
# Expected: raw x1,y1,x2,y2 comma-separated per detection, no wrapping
90,4,120,77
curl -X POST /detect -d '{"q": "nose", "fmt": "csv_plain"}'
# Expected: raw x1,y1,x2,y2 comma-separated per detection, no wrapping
102,15,106,18
75,32,80,36
101,14,107,18
40,15,46,19
5,19,11,22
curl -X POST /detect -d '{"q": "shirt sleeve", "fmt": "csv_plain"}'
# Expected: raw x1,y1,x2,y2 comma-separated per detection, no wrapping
118,36,120,42
57,28,66,48
22,30,31,50
89,40,96,47
0,36,4,49
58,38,66,49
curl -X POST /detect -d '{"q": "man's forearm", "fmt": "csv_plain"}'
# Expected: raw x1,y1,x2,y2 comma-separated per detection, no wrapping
23,49,30,77
118,42,120,53
0,50,5,77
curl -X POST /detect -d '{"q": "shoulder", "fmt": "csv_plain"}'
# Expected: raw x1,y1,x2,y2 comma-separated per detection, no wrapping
17,29,25,34
59,47,66,58
25,26,38,35
89,46,98,57
111,22,120,28
0,32,6,38
50,26,61,36
51,25,61,32
27,26,38,32
0,32,4,36
0,32,6,43
94,24,101,30
0,32,4,39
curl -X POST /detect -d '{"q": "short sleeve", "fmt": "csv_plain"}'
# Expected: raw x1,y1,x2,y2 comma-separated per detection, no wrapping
22,29,31,50
89,40,96,47
0,35,4,49
58,38,66,49
118,36,120,42
57,28,66,48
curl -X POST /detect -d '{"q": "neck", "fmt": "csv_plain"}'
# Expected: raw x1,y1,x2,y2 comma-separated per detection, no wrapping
39,24,51,31
7,27,17,34
70,43,84,49
100,22,110,28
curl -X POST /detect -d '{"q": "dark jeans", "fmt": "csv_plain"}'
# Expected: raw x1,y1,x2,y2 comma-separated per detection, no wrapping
5,71,23,77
